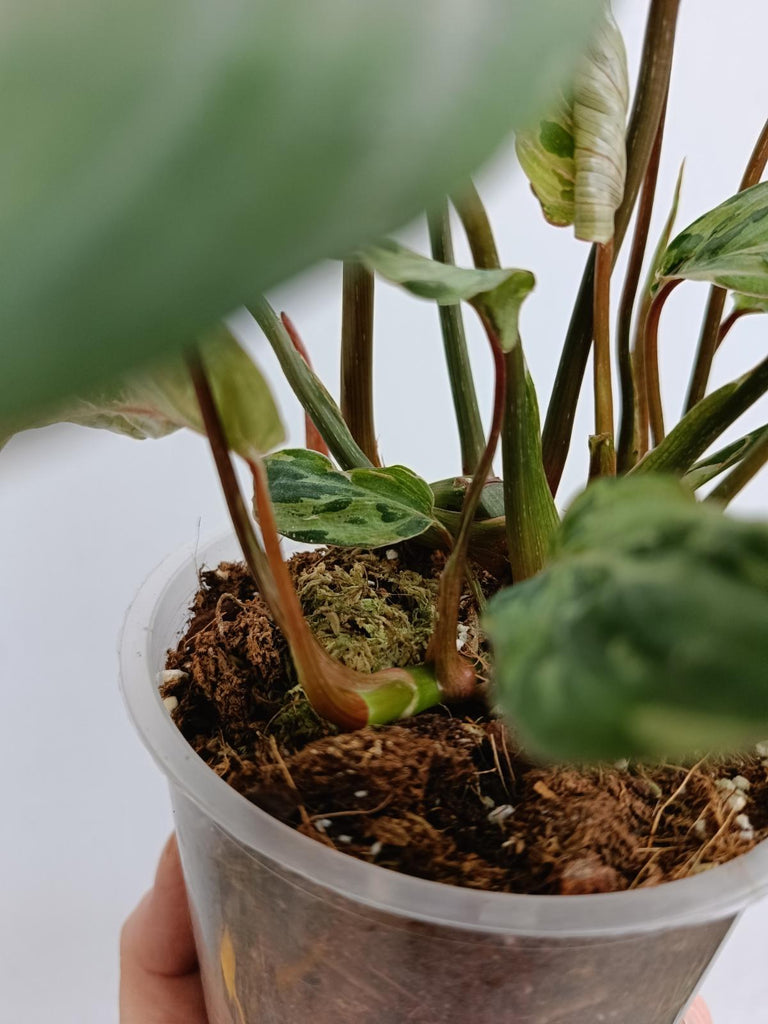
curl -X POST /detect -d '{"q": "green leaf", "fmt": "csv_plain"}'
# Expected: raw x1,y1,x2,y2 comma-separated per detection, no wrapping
361,241,535,352
733,293,768,314
2,328,284,458
655,181,768,297
487,476,768,761
430,476,506,520
0,0,602,428
642,161,685,299
632,355,768,477
683,426,768,490
263,448,443,547
515,6,629,243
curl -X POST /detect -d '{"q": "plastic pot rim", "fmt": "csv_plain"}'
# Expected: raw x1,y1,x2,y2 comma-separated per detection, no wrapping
119,529,768,939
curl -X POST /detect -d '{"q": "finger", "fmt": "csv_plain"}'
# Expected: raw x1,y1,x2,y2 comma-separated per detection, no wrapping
121,834,198,978
682,997,713,1024
120,835,208,1024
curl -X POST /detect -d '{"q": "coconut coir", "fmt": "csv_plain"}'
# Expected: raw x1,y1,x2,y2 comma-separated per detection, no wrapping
162,547,768,896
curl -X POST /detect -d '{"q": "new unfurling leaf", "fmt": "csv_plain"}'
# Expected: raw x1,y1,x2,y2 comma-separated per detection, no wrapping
262,448,446,548
515,6,629,243
487,476,768,761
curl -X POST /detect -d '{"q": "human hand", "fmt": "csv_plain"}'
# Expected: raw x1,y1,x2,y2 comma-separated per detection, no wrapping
120,835,208,1024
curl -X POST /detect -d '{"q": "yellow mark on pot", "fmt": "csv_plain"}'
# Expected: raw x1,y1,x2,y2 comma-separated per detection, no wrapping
220,927,247,1024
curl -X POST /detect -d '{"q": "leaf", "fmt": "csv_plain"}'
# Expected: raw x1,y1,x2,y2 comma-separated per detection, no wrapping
2,327,284,458
683,425,768,490
655,181,768,297
0,0,602,428
515,6,629,243
733,293,768,314
514,95,576,227
361,241,535,352
642,160,685,299
487,476,768,761
430,476,506,519
632,355,768,476
262,449,443,547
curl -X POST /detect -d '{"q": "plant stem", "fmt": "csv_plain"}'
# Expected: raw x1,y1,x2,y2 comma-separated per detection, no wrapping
643,279,681,446
279,313,331,457
340,262,380,466
427,202,486,473
685,117,768,411
717,308,759,349
427,329,506,699
502,343,559,580
451,180,500,270
250,296,371,470
542,0,680,493
707,429,768,506
632,353,768,476
452,178,558,574
187,348,281,617
592,239,616,476
616,94,668,471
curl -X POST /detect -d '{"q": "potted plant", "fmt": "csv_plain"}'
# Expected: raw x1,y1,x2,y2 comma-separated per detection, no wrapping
7,2,768,1023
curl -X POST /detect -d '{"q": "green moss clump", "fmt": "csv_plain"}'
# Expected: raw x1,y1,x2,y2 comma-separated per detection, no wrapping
268,684,333,749
292,549,439,674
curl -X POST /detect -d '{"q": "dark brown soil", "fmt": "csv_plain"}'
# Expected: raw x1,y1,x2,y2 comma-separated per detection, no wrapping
163,548,768,896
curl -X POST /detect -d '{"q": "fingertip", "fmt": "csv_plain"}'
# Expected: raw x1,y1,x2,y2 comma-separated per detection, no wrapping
682,997,713,1024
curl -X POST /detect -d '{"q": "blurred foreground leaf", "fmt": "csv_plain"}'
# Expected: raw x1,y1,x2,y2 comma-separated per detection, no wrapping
0,0,600,426
487,476,768,761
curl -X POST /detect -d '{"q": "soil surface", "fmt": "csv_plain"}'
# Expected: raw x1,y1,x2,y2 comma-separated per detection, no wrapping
163,547,768,896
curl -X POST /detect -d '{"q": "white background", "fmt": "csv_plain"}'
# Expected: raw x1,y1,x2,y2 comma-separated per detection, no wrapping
1,3,767,1021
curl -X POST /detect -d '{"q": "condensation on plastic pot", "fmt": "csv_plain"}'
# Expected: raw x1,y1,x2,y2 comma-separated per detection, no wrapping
120,532,768,940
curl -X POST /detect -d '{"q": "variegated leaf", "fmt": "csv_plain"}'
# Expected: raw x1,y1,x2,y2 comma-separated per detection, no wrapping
514,95,575,227
361,241,535,352
263,448,442,547
487,476,768,761
2,327,284,458
515,5,629,244
655,181,768,297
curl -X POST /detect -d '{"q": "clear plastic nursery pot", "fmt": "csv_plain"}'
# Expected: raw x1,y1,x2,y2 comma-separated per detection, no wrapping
121,534,768,1024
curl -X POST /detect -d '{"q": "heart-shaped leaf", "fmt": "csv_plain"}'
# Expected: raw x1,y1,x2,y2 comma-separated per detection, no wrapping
361,241,535,352
655,181,768,297
263,448,445,547
0,0,601,428
515,6,629,243
487,476,768,761
2,327,284,458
